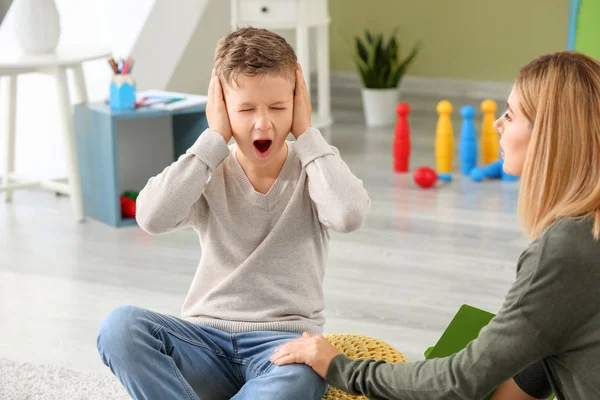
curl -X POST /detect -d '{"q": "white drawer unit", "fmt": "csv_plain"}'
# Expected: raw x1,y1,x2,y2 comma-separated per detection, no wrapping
238,0,298,26
235,0,329,28
230,0,333,140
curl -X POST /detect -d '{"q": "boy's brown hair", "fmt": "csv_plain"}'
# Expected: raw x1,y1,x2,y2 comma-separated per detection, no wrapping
214,27,297,88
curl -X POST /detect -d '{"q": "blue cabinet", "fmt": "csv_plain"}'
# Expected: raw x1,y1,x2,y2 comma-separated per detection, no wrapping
74,103,207,227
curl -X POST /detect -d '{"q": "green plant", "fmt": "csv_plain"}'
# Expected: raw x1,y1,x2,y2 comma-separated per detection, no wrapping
353,29,419,89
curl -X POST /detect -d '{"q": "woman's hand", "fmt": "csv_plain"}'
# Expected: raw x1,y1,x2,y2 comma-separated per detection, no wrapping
270,332,341,378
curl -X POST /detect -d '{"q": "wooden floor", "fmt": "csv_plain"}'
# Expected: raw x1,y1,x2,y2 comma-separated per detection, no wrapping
0,91,528,380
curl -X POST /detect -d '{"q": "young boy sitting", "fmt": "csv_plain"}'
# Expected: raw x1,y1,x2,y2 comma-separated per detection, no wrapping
96,27,370,400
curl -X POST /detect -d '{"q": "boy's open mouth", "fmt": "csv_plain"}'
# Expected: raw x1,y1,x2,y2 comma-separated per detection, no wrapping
253,140,272,155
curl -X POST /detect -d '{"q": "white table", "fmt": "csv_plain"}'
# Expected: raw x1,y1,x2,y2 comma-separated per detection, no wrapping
0,49,111,221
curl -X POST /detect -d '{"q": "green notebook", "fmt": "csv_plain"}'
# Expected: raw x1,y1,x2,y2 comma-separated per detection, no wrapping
424,304,495,360
424,304,496,400
423,304,554,400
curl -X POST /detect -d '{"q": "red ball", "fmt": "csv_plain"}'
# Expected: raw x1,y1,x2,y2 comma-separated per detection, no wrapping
413,167,438,188
120,195,136,218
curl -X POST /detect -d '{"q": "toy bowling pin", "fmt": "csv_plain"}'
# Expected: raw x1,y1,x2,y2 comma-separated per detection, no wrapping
393,103,411,173
435,100,453,181
481,99,500,165
459,105,477,176
471,160,503,182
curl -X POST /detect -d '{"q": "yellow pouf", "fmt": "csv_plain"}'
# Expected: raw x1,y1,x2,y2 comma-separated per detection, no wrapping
322,334,408,400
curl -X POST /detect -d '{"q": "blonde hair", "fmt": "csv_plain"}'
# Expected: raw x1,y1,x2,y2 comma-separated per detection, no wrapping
516,51,600,239
214,27,297,88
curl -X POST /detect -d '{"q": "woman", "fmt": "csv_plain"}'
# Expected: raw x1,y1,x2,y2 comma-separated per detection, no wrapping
270,51,600,400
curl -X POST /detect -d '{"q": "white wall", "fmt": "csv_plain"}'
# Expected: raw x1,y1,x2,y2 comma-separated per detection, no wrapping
0,0,154,180
166,0,231,94
168,0,320,96
131,0,208,91
0,0,319,181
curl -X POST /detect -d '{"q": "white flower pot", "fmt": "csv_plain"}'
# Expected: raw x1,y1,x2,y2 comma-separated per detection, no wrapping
361,87,399,127
12,0,61,54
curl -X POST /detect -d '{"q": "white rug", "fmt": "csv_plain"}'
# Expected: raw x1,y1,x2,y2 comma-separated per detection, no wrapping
0,358,129,400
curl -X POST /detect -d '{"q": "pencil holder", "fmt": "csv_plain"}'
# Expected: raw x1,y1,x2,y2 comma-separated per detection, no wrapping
110,74,136,110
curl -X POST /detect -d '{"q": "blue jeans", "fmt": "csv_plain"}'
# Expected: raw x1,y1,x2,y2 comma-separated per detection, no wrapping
96,305,327,400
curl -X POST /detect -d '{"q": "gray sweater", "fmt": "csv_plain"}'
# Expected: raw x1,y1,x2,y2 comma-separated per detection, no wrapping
327,217,600,399
136,128,370,335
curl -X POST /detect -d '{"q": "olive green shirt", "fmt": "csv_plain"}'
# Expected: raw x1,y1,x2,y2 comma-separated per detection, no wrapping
327,218,600,399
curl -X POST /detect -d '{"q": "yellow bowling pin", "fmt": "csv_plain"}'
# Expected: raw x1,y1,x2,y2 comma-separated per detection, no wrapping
481,100,500,165
435,100,453,180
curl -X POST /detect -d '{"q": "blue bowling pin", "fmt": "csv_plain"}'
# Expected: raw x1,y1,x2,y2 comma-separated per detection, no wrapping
471,160,503,182
459,105,477,176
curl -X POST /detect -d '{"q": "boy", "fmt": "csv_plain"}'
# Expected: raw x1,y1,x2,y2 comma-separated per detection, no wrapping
97,27,370,400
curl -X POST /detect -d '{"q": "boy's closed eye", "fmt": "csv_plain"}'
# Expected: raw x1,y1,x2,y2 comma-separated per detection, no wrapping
237,106,288,112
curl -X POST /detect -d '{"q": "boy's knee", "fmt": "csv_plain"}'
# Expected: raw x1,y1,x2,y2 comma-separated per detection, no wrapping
280,364,327,399
96,305,151,364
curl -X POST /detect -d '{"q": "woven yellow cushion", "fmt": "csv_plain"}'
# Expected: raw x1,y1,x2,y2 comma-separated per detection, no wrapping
322,334,408,400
